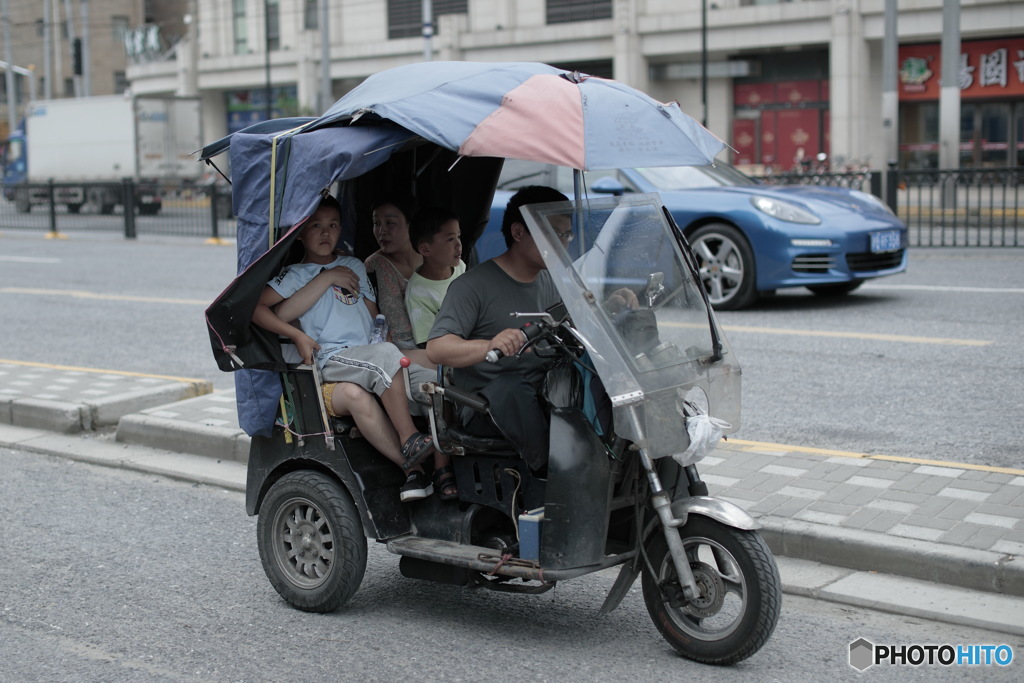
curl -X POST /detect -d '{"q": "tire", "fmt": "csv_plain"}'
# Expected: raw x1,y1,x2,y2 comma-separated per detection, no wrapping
257,471,367,613
806,280,863,297
688,224,758,310
642,516,781,665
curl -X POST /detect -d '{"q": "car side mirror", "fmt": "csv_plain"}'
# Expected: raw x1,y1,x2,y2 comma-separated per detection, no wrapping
591,176,628,196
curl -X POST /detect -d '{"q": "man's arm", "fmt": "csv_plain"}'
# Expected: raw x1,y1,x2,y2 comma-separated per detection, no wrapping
427,329,526,368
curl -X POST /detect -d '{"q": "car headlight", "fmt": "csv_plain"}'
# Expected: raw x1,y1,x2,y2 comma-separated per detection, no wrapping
750,195,821,224
850,190,897,216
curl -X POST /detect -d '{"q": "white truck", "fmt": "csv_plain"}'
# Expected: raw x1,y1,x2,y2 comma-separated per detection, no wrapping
4,95,202,215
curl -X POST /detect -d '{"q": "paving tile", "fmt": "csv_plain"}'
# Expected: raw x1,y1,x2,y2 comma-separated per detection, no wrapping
753,474,797,493
825,456,872,468
889,524,944,542
863,512,904,533
886,473,929,492
940,478,1003,493
973,502,1024,519
749,494,791,515
794,509,846,526
846,475,895,489
990,539,1024,555
894,476,951,495
935,499,981,522
806,501,859,517
876,488,930,505
902,514,957,531
768,497,813,518
823,484,875,506
964,512,1018,529
940,523,1006,550
866,499,918,514
914,495,956,517
1008,476,1024,488
937,487,991,502
776,485,825,500
914,464,964,478
841,507,886,529
986,486,1024,505
760,464,808,478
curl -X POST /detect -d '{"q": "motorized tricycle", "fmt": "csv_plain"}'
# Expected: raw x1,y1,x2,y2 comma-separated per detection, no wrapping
203,61,781,665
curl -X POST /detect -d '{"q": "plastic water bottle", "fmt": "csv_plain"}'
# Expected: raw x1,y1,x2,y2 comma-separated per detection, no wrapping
369,314,388,344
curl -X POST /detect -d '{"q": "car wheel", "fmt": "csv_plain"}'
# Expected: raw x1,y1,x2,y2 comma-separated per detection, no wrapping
806,281,863,297
688,224,758,311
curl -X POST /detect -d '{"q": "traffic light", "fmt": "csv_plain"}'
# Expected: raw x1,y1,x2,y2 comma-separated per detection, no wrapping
73,38,83,76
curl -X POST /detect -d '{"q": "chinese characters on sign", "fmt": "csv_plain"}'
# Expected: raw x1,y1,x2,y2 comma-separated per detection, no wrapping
898,38,1024,100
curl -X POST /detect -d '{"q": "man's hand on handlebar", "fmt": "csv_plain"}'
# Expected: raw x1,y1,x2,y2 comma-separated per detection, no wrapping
487,327,528,362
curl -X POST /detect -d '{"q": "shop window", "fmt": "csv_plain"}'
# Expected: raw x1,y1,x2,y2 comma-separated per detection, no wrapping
547,0,612,24
305,0,318,30
233,0,248,54
388,0,467,39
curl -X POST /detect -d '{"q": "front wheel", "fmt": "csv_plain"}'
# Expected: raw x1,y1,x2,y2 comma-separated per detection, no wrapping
257,471,367,613
688,224,758,310
642,516,781,665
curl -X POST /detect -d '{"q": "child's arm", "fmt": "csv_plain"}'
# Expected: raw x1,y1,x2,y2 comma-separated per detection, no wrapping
275,265,361,323
252,285,320,365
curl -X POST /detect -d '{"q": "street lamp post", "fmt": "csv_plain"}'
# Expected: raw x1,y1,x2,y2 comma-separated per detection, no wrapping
264,0,272,121
701,0,707,128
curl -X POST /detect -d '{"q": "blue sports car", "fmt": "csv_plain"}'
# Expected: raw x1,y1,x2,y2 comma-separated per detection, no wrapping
474,160,908,310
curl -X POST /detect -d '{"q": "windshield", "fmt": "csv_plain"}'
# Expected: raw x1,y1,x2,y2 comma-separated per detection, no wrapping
523,194,741,462
633,163,757,190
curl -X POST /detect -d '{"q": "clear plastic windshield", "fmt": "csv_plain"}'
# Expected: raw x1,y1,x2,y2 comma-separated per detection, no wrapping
522,193,741,462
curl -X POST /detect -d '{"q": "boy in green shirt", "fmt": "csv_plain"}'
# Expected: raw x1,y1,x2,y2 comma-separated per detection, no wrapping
405,207,467,346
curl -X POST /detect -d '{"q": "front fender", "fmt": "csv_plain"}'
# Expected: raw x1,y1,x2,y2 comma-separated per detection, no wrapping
671,495,759,530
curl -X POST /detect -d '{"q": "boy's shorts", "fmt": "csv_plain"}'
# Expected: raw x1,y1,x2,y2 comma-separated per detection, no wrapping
320,343,433,414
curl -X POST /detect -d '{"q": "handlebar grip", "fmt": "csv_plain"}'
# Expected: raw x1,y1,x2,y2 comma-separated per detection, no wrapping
485,322,544,364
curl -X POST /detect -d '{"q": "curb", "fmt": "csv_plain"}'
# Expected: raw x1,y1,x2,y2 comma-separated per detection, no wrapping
0,380,212,433
116,413,250,464
759,516,1024,598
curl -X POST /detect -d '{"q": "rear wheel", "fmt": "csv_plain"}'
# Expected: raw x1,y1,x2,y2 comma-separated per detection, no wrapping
257,471,367,612
688,224,758,310
807,280,863,297
642,516,781,665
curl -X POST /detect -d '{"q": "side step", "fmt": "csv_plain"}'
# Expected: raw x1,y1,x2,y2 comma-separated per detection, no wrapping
386,536,543,581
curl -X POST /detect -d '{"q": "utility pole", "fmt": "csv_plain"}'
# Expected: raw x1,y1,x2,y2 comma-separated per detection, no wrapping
881,0,898,167
422,0,432,62
80,0,91,96
43,0,52,99
938,0,960,171
2,0,16,136
264,0,272,120
62,0,80,97
319,0,330,113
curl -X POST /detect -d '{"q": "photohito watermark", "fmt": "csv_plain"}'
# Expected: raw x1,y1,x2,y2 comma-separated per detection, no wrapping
849,638,1014,671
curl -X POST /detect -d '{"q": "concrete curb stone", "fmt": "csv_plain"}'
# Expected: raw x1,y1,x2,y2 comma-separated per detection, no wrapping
116,413,250,463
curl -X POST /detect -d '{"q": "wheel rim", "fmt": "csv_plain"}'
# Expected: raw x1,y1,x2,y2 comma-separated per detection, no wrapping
270,495,336,589
655,534,748,640
692,232,745,305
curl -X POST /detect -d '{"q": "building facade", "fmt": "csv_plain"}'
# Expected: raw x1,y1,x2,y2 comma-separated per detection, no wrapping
6,1,1023,171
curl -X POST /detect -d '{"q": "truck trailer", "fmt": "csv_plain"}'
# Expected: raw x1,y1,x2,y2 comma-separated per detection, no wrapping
2,95,202,215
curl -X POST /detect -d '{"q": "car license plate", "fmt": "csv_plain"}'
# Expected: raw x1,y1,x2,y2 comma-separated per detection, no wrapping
870,230,901,253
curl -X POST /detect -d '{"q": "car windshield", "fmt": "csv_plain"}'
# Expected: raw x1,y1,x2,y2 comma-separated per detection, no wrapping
633,163,758,190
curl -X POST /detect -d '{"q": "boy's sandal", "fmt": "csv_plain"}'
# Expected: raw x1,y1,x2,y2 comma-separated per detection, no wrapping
433,465,458,501
400,432,434,471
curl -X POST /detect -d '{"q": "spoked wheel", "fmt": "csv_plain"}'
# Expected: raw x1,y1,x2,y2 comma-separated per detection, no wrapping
257,471,367,613
688,224,758,310
642,516,781,665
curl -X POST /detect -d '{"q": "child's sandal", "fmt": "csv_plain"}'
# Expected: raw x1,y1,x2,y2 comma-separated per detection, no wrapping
400,432,433,471
433,465,458,501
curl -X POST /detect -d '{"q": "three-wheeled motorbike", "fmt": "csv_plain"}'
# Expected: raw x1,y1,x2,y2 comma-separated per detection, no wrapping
203,61,781,665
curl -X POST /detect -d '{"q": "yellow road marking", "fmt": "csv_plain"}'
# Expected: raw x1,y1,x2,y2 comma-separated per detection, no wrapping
0,358,209,385
0,287,207,306
721,324,992,347
728,438,1024,476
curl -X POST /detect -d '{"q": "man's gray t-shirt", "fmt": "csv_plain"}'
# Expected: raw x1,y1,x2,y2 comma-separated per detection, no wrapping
428,259,561,394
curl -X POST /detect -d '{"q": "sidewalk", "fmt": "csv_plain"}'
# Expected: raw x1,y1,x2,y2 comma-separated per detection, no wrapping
2,362,1023,635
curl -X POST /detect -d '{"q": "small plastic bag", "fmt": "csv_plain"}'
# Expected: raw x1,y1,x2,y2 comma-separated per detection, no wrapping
673,400,731,467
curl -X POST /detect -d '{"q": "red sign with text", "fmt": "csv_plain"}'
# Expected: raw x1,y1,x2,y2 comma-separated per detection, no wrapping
899,38,1024,100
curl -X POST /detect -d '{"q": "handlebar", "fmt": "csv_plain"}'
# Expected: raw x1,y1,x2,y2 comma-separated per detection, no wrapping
485,321,547,363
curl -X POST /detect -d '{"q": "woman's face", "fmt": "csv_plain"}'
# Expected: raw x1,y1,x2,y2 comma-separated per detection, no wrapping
372,203,412,256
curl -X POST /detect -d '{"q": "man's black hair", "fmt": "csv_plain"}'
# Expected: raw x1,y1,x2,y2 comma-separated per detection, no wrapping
501,185,570,248
410,206,459,250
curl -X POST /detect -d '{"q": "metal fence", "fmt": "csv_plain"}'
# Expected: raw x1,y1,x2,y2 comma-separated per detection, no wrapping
760,167,1023,247
0,179,236,241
